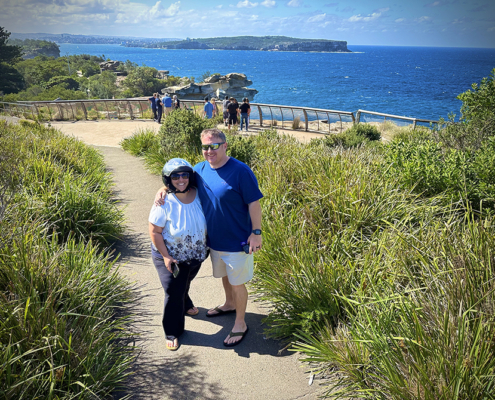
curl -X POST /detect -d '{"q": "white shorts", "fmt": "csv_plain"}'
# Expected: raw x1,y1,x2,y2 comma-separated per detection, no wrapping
210,249,254,286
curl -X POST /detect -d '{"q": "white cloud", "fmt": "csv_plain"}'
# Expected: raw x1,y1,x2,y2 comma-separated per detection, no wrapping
287,0,302,7
416,16,432,23
348,12,381,22
237,0,258,8
376,7,389,12
395,18,405,23
216,4,223,8
250,14,259,20
308,13,326,23
261,0,276,7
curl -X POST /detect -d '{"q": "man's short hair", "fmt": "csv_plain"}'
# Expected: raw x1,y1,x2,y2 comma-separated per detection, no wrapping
225,95,229,100
201,128,226,142
229,97,235,101
204,96,209,102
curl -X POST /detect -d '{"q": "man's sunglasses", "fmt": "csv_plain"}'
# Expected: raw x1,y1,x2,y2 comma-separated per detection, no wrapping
201,142,225,151
171,172,190,180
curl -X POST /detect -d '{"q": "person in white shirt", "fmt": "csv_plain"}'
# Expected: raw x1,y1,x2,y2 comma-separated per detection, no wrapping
148,158,208,351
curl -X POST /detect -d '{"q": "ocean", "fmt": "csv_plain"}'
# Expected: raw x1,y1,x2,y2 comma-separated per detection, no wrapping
59,43,495,121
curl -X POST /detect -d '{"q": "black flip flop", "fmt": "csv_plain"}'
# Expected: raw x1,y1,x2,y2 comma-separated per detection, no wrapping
223,326,249,347
206,306,236,318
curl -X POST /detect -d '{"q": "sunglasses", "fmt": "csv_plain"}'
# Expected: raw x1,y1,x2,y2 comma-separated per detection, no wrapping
171,172,189,180
201,142,225,151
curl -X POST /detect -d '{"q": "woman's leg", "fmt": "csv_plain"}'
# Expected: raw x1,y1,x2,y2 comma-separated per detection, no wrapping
183,261,202,311
151,247,188,338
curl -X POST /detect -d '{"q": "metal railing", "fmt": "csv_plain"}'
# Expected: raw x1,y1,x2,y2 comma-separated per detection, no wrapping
1,99,439,133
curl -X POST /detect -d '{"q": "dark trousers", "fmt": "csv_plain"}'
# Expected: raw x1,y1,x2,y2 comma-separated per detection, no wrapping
151,245,202,338
151,107,157,120
156,107,163,123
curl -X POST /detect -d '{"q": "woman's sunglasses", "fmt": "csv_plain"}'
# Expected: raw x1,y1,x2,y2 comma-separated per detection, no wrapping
201,142,225,151
171,172,190,180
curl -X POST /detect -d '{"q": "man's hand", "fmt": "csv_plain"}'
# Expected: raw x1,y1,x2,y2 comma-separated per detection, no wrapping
154,187,167,206
164,255,178,273
247,233,262,254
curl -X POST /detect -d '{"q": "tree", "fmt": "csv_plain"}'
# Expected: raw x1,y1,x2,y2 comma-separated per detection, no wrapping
457,68,495,122
0,27,24,94
121,66,165,97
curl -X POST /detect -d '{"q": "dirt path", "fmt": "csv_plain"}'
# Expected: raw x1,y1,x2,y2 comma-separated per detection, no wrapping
50,120,326,399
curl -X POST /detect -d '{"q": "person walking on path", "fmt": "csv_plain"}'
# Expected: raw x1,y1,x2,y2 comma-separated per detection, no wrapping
239,97,250,132
156,129,263,347
149,158,208,351
222,95,230,126
227,97,239,131
163,93,173,118
155,94,163,124
210,97,217,117
203,97,214,119
148,93,157,121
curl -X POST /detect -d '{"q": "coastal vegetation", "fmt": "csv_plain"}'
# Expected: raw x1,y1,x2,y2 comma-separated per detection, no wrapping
130,35,350,52
0,120,133,397
121,71,495,399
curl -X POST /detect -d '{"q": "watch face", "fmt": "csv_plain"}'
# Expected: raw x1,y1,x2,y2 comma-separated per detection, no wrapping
253,229,262,235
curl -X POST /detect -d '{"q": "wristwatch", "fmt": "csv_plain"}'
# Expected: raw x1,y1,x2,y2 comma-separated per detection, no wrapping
252,229,262,235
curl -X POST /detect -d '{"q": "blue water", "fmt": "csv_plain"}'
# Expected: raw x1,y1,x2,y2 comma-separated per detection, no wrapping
59,43,495,121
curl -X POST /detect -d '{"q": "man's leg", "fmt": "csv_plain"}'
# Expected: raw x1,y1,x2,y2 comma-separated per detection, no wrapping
225,282,248,345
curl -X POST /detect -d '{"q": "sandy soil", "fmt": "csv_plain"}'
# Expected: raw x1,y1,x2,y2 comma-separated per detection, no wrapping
49,119,328,147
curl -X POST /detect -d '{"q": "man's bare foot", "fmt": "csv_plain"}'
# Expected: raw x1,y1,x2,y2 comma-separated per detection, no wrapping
224,324,249,347
206,305,236,317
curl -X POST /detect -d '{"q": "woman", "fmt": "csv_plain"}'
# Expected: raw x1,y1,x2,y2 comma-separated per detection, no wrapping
210,97,217,117
149,158,208,351
173,95,180,110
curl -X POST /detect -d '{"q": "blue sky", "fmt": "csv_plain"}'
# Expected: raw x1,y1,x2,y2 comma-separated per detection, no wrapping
1,0,494,47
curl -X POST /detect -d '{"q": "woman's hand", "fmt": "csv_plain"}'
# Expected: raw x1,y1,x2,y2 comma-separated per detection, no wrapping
154,186,167,207
164,255,178,273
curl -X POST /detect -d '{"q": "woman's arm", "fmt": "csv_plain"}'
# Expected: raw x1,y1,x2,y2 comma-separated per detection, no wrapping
149,222,176,272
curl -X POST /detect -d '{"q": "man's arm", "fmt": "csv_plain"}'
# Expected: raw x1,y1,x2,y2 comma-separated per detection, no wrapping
247,200,262,253
154,186,168,206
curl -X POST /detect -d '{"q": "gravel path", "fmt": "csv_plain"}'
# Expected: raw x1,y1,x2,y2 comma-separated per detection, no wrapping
46,120,325,399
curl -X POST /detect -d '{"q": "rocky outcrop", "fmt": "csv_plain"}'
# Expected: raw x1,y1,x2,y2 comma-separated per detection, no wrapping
162,73,258,101
99,60,121,72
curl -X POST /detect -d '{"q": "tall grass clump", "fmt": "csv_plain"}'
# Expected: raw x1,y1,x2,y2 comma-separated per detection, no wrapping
0,121,134,398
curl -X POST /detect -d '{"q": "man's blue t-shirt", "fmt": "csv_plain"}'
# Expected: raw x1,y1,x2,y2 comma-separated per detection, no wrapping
163,96,172,107
204,102,214,119
194,158,263,252
149,97,156,109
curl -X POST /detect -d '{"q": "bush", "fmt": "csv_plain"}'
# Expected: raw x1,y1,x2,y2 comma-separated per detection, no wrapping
346,123,381,141
120,128,159,157
159,108,215,157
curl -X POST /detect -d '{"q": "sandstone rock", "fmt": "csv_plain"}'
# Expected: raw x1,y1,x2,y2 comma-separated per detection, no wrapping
99,60,121,72
162,73,258,101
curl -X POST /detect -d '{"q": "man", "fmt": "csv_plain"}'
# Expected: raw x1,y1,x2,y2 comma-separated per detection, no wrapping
156,129,263,347
148,93,157,121
163,93,173,118
239,97,250,132
203,96,213,119
155,94,163,123
222,95,230,126
227,97,239,131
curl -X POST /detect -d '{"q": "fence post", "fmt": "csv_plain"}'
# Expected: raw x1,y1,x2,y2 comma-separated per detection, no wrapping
413,119,417,130
303,109,308,131
257,105,263,127
81,101,88,120
356,111,361,124
127,100,134,120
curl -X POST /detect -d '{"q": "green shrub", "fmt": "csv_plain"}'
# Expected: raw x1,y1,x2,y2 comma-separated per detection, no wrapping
120,128,159,157
159,108,215,157
346,123,381,141
312,130,368,149
225,131,257,166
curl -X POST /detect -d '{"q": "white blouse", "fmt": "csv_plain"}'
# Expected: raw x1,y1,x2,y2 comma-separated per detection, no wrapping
149,191,208,262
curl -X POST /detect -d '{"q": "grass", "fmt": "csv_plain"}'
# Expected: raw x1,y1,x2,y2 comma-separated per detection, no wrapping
1,120,134,398
120,119,495,399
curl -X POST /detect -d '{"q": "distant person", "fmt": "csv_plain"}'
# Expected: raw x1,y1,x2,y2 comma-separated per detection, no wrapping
210,97,217,117
222,95,230,126
203,96,213,119
227,97,239,131
239,97,250,132
156,94,163,123
163,93,173,118
173,95,181,110
149,158,208,351
148,93,157,121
